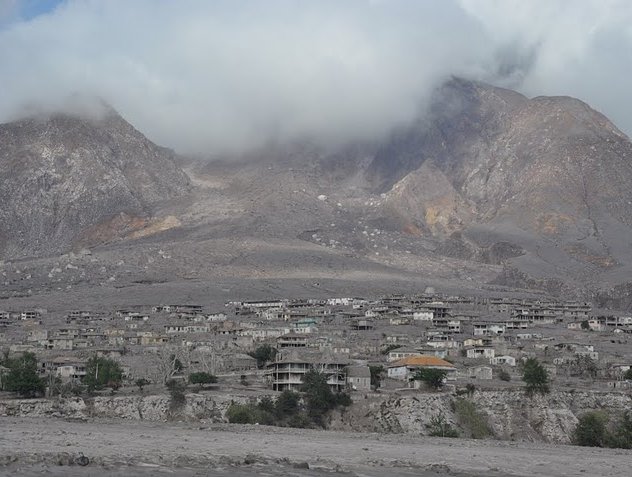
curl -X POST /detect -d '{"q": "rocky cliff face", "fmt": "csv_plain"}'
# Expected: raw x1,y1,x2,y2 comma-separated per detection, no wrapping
2,390,630,444
0,392,248,422
330,390,632,443
0,106,190,258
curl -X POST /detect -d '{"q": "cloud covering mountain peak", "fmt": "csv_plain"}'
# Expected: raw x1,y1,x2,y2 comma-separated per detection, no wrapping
1,0,631,155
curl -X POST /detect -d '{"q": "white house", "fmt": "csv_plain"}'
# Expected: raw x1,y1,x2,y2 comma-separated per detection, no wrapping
466,347,495,359
490,355,516,366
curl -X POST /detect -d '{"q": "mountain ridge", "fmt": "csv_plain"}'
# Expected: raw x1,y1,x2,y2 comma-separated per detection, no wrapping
3,79,632,306
0,107,190,257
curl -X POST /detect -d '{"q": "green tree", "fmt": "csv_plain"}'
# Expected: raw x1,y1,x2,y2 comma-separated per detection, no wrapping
84,356,123,391
522,358,550,395
188,372,218,385
302,370,334,420
413,368,448,390
275,390,300,417
624,368,632,380
573,411,609,447
248,345,277,369
580,320,590,330
3,352,45,398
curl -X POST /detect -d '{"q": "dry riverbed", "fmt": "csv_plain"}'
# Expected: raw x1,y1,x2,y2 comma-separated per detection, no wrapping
1,417,631,476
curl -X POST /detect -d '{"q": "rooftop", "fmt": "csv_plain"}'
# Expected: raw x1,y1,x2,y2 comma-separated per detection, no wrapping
388,355,455,369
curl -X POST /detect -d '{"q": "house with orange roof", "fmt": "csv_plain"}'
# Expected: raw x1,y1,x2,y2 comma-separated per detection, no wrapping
387,355,457,382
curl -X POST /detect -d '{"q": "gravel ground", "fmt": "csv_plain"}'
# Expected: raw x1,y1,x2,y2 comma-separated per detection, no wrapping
1,417,631,476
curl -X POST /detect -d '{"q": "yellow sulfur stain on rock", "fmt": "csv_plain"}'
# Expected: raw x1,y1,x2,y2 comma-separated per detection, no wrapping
128,216,182,239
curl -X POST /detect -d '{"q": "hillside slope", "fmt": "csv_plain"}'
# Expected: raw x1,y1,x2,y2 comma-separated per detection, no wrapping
0,106,190,257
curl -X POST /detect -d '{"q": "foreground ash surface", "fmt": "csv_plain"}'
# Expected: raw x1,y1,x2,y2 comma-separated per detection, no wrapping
1,417,631,477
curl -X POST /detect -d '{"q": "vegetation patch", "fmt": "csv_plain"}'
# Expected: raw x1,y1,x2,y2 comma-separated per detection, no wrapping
166,379,187,415
226,370,351,429
427,412,459,438
453,398,492,439
413,368,447,390
0,352,45,398
573,411,632,449
522,358,550,396
84,356,123,392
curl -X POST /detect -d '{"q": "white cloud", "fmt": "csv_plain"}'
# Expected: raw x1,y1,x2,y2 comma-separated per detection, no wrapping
0,0,631,155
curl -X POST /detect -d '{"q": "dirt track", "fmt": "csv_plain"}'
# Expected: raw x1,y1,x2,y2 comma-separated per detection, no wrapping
1,417,631,476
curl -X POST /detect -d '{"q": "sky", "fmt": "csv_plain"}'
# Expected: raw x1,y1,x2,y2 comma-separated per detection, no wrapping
0,0,631,156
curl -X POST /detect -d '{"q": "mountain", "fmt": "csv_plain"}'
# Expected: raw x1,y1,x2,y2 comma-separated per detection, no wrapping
363,78,632,294
371,78,632,238
0,105,190,258
3,79,632,308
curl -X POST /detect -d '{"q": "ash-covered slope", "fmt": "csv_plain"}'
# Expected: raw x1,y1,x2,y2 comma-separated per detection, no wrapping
0,106,190,258
371,78,632,234
4,79,632,304
365,78,632,290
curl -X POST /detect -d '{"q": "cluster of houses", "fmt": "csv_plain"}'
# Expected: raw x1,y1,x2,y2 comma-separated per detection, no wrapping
1,292,631,395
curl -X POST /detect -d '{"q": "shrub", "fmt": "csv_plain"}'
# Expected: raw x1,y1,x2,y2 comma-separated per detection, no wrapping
573,411,609,447
257,396,276,414
286,411,313,428
413,368,447,390
573,411,632,449
522,358,549,395
227,403,258,424
226,401,275,425
498,369,511,382
608,412,632,449
57,381,85,397
166,379,187,413
135,378,150,392
188,372,218,385
624,368,632,380
454,398,492,439
335,392,352,407
275,390,300,417
427,413,459,438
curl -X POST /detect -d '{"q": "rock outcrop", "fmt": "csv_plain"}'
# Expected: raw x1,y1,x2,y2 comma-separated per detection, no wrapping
0,105,190,258
2,389,630,444
331,390,632,443
0,392,248,422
